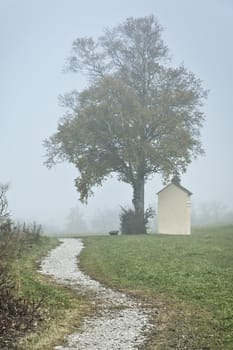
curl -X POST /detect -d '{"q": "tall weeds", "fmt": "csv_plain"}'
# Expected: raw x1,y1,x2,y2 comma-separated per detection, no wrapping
0,221,43,349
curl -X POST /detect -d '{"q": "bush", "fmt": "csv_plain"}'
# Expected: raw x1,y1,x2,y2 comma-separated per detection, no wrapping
109,230,119,236
120,207,154,234
0,268,44,349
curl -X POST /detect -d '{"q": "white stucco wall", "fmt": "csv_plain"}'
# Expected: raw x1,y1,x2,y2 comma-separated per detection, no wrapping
157,184,191,235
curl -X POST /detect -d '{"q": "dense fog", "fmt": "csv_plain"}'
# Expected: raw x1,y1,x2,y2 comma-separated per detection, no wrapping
1,0,233,233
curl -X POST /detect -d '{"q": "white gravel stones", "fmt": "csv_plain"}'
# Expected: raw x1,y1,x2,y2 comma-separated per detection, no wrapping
40,239,153,350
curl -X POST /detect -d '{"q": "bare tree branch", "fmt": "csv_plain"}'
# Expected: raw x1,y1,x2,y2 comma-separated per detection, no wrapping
0,183,10,223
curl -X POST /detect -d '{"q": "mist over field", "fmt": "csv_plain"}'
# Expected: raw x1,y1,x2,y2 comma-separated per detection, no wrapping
1,0,233,233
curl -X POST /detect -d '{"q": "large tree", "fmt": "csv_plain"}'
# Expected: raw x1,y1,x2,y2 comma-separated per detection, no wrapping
44,15,207,233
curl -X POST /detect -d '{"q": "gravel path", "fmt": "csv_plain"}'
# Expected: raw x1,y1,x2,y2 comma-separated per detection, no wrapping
40,239,154,350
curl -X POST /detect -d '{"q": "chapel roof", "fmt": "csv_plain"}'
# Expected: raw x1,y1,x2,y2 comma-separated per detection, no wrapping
157,182,192,196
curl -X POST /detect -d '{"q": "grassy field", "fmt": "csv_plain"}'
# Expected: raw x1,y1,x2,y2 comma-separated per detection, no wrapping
80,225,233,349
9,236,91,350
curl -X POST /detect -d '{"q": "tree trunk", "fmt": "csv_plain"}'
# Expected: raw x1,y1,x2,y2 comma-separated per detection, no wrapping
132,175,146,234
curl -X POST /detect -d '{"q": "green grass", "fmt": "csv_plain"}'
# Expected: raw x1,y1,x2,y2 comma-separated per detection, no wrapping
80,226,233,349
10,236,91,350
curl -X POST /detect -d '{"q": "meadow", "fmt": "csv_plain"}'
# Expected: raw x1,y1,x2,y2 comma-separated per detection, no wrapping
3,225,232,349
80,225,233,349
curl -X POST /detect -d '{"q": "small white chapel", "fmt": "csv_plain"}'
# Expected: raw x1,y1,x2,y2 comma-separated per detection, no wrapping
157,176,192,235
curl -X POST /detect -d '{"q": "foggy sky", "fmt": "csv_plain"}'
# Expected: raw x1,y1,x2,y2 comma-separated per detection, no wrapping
1,0,233,229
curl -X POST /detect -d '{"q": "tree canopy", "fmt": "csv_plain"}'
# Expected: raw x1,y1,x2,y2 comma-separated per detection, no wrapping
44,15,207,233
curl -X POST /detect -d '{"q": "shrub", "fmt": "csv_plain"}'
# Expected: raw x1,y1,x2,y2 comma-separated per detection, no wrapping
0,268,43,349
120,207,154,234
109,230,119,236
